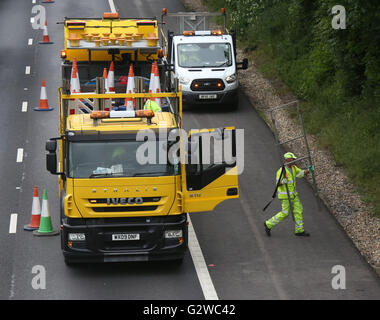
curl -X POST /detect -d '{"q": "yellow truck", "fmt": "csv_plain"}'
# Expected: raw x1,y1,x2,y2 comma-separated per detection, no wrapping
46,13,239,264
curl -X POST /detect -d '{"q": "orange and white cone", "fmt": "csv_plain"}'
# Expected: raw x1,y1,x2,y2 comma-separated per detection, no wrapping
34,80,54,111
153,61,162,108
70,58,81,93
103,68,109,92
124,63,135,111
39,20,53,44
24,186,41,231
107,61,115,93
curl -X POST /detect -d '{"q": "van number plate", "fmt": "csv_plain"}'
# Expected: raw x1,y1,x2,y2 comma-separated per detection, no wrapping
112,233,140,241
199,94,217,99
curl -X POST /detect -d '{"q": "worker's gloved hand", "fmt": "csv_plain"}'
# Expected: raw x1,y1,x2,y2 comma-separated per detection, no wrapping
308,165,315,172
281,178,288,184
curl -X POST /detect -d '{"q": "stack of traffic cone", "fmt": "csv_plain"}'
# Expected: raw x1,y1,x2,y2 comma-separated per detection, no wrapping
24,186,41,231
33,189,59,236
39,20,53,44
124,63,135,111
34,80,54,111
107,61,115,93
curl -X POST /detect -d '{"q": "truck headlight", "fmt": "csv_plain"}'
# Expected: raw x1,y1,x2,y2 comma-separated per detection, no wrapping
225,73,237,83
165,230,183,238
179,76,190,85
68,233,86,241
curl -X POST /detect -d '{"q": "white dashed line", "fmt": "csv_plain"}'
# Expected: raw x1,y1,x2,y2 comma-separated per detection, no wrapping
25,66,31,75
9,214,18,234
28,38,33,46
188,215,219,300
30,17,34,24
108,0,117,13
16,148,24,163
22,101,28,112
32,0,36,3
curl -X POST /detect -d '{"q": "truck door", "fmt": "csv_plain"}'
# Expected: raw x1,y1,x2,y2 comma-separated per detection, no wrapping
183,127,239,213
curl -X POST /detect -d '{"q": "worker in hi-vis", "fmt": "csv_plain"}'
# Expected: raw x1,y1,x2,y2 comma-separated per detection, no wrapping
143,99,161,112
264,152,314,237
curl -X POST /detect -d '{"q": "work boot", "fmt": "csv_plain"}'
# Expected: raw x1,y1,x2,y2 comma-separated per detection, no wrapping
264,222,271,237
295,231,310,237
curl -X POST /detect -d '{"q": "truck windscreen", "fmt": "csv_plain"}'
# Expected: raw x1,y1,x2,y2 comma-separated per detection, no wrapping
177,43,232,68
68,141,178,178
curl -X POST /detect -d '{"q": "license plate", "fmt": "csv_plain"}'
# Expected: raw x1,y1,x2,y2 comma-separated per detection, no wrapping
112,233,140,241
199,94,217,99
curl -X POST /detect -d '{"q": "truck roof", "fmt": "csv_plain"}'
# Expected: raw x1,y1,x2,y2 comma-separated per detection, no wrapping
173,34,232,44
66,112,178,133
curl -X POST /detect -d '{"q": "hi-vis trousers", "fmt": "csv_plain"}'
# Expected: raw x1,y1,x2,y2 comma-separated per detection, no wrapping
265,195,304,234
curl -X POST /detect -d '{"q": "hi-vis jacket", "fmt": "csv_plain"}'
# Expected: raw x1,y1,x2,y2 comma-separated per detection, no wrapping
276,165,306,199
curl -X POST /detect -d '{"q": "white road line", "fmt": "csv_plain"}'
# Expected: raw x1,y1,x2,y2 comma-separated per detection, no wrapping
28,38,33,46
25,66,31,75
22,101,28,112
32,0,36,4
9,214,18,234
108,0,117,13
30,17,34,24
16,148,24,163
187,215,219,300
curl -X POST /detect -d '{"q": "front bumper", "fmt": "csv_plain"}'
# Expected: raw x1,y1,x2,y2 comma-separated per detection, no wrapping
182,88,238,106
61,214,188,263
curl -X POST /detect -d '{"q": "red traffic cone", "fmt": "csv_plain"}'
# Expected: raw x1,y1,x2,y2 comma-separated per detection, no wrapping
107,61,115,92
24,186,41,231
34,80,54,111
39,20,53,44
124,63,135,110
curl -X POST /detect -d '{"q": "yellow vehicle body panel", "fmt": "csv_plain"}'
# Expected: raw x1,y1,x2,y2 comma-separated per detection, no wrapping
64,18,159,62
63,176,182,218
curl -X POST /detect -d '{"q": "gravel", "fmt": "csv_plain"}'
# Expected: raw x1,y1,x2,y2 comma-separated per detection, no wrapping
180,0,380,275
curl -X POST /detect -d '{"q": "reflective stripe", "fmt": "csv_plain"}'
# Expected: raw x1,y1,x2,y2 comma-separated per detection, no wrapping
296,171,304,178
282,210,288,214
278,191,295,195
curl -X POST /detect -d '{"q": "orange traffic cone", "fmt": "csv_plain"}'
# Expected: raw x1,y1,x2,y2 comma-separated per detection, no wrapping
34,80,54,111
103,68,109,92
152,61,162,107
24,186,41,231
124,63,135,110
107,61,115,92
70,58,81,93
39,20,53,44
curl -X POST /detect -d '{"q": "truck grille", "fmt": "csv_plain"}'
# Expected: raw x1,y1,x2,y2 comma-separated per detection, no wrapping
92,206,158,212
190,78,225,91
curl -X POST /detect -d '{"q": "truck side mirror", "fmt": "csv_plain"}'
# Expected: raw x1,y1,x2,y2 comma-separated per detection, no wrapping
46,139,61,175
237,58,248,70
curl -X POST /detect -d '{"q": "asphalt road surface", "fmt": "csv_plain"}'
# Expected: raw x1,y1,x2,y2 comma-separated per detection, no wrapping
0,0,378,300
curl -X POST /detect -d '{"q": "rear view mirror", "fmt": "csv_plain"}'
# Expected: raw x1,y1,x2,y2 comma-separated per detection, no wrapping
46,140,57,152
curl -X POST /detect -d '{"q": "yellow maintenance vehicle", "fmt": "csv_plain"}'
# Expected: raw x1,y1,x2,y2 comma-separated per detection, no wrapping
46,13,239,264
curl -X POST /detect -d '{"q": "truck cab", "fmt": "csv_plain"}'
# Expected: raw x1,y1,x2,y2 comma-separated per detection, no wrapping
162,9,248,108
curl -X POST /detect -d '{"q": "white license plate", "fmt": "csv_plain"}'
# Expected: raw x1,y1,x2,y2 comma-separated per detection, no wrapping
199,94,217,99
112,233,140,241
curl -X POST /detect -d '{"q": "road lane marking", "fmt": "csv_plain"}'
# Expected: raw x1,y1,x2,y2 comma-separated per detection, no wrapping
30,17,35,24
108,0,117,13
188,215,219,300
9,214,18,234
28,38,33,46
16,148,24,163
32,0,36,3
22,101,28,112
25,66,31,75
